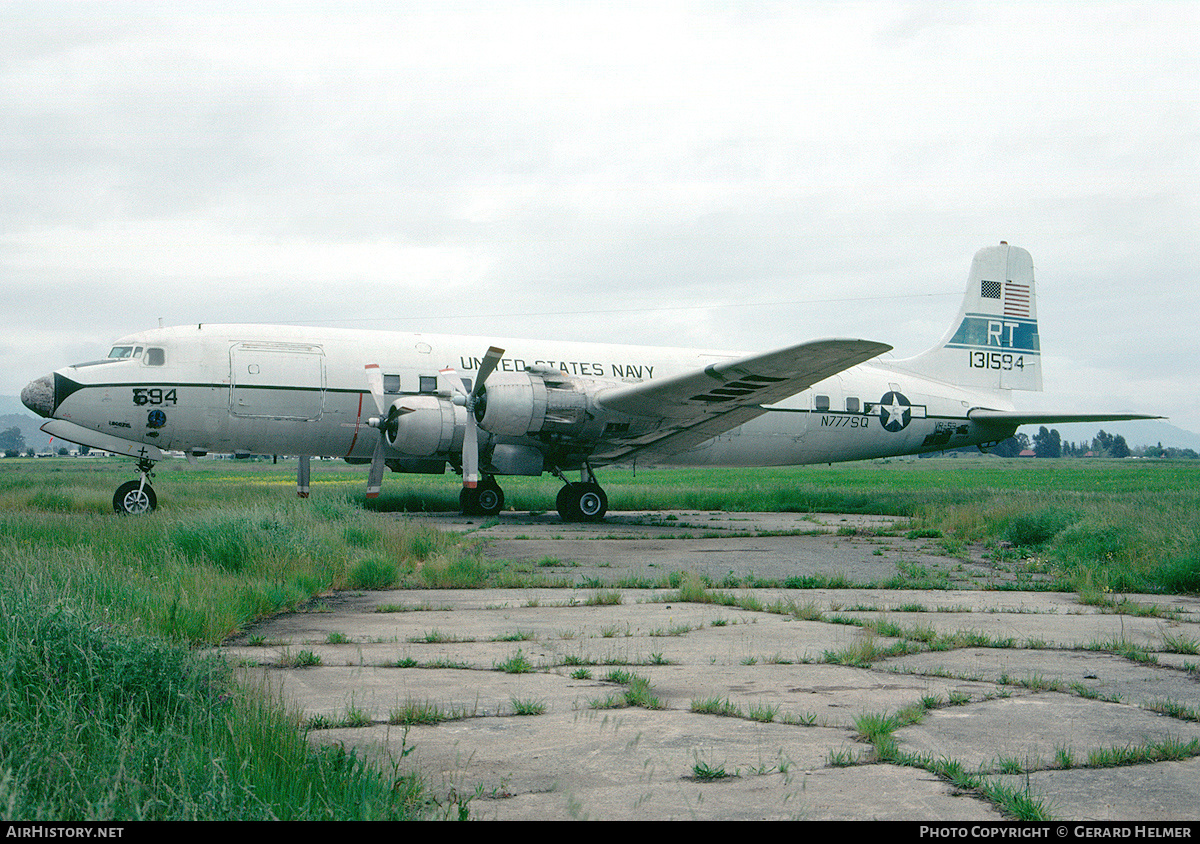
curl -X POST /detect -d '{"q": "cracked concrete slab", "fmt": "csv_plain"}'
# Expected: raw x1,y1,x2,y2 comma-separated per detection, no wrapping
224,510,1200,821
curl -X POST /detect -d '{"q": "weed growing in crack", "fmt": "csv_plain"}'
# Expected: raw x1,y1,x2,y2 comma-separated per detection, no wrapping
495,650,534,674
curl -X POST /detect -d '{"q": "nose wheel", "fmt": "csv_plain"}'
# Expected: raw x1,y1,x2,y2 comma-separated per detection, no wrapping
113,458,157,514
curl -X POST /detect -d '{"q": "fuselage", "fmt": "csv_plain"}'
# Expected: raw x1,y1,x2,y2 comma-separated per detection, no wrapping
25,322,1015,470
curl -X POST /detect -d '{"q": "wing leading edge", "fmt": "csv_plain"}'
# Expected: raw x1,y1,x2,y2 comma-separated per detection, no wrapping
591,338,892,463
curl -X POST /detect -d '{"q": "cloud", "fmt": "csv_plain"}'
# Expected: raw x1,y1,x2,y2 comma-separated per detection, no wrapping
1,1,1196,427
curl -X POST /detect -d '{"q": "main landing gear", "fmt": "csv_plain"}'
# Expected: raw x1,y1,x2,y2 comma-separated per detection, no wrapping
458,467,610,523
552,464,608,522
113,458,157,515
460,476,505,517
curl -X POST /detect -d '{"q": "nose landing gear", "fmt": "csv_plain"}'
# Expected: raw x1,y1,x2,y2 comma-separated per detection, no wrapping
113,457,157,514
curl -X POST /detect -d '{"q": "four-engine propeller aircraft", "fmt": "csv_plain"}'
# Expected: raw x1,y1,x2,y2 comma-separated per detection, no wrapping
22,244,1157,519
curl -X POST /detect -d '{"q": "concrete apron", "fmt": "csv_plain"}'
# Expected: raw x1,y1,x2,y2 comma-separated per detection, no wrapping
220,511,1200,821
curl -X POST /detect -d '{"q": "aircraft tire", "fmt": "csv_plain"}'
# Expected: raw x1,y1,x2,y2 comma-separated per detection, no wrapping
475,483,504,516
576,483,608,522
556,484,581,522
557,482,607,522
461,482,504,517
113,480,157,515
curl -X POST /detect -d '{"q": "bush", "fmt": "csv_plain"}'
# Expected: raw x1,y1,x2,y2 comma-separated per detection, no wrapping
1156,547,1200,594
347,556,398,590
1003,509,1079,548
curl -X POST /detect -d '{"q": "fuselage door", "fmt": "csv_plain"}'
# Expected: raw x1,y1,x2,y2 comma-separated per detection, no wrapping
230,342,326,420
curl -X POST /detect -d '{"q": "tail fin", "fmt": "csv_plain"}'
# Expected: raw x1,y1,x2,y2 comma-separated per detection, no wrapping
896,243,1042,392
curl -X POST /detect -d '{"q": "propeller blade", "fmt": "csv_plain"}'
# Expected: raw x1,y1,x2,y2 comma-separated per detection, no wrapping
439,366,469,399
454,347,503,490
462,411,479,488
472,347,505,399
366,438,385,499
365,364,386,415
378,403,418,445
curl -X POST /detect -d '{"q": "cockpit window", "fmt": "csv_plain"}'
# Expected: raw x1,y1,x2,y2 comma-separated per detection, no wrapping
108,345,156,362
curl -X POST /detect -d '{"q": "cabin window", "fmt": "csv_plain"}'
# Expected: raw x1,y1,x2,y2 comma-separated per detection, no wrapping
814,395,830,411
419,375,439,394
145,348,165,366
383,374,401,393
846,397,860,413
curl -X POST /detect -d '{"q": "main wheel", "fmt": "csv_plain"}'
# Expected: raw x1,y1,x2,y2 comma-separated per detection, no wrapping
460,480,504,517
557,482,607,522
474,482,504,516
556,483,581,521
575,483,608,522
113,480,157,514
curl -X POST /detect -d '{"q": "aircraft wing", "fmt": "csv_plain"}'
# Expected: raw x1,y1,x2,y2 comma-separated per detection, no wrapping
598,338,891,418
590,338,891,463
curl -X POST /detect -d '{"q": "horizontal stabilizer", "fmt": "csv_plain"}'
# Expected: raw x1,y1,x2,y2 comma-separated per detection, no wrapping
969,409,1164,429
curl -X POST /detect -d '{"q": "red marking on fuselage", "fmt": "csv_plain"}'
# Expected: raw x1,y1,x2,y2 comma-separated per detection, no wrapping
345,392,364,457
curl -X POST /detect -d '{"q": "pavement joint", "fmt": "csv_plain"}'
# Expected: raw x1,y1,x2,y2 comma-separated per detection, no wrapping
223,511,1200,821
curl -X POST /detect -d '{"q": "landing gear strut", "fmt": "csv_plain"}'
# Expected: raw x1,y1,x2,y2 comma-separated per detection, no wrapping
113,458,157,514
553,464,608,522
460,475,505,517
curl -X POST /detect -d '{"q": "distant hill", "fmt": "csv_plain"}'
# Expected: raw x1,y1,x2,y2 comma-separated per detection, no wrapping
0,409,54,452
1017,419,1200,453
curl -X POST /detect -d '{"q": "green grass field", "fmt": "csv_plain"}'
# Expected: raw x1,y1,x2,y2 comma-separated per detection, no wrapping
0,453,1196,819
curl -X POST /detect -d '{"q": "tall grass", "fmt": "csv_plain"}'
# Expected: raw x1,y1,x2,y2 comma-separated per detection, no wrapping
0,550,447,820
0,478,486,645
0,459,491,820
7,455,1196,596
918,486,1200,594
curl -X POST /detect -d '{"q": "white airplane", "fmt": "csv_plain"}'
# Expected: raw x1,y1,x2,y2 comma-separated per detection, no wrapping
22,243,1156,519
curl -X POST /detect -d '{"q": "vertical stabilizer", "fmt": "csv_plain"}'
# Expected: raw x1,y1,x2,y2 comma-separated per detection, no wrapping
896,243,1042,392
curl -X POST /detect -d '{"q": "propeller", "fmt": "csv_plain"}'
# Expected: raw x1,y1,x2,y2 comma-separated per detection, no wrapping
440,346,504,490
362,364,389,498
364,363,418,499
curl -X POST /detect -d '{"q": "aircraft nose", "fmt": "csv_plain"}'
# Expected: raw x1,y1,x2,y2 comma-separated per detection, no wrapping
21,374,56,418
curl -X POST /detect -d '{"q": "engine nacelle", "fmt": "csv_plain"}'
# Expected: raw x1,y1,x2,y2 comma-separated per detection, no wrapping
474,369,599,439
384,395,462,457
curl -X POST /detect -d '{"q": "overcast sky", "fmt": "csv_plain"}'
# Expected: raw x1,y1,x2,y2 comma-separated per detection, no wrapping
3,1,1197,430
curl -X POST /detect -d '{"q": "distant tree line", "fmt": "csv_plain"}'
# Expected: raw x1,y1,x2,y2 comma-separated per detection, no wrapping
987,427,1197,459
1141,442,1200,460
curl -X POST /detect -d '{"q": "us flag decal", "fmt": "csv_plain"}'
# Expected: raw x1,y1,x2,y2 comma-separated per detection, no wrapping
1004,280,1030,318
